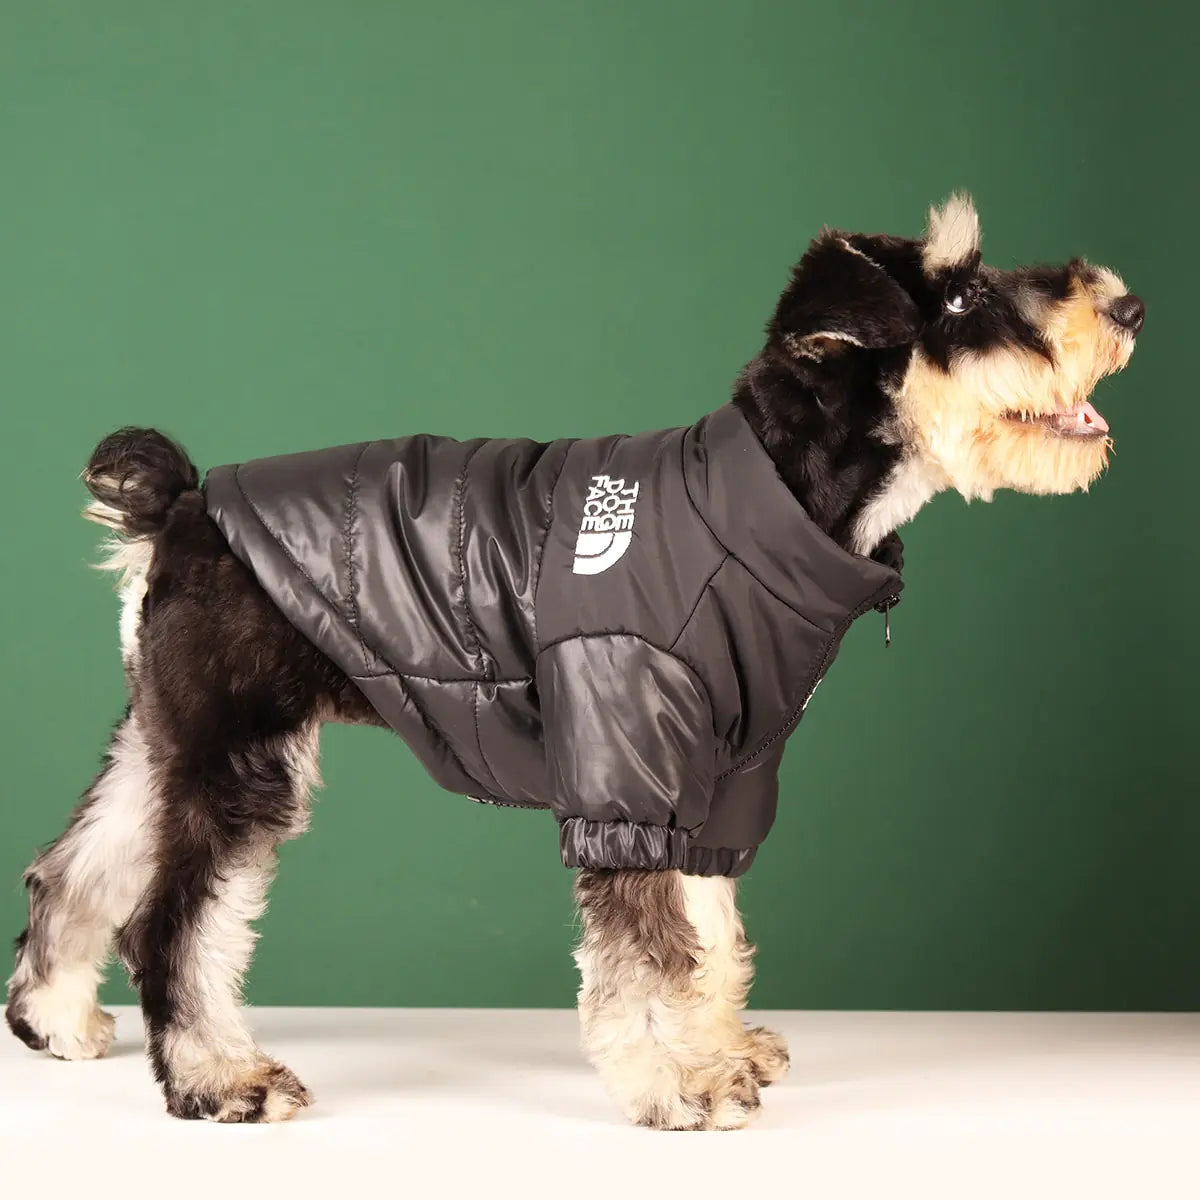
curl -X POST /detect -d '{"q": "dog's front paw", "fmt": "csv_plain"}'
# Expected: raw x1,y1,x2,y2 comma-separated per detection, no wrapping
618,1058,762,1131
166,1059,312,1123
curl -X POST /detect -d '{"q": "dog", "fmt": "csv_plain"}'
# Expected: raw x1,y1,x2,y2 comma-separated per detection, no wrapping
6,195,1144,1129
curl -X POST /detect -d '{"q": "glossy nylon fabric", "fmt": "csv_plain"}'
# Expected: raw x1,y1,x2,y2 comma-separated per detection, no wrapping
204,404,902,876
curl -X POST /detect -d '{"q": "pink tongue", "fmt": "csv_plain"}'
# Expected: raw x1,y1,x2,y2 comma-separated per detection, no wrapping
1055,400,1109,435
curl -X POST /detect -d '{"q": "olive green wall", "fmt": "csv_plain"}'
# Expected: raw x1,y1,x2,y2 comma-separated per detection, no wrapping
1,1,1195,1010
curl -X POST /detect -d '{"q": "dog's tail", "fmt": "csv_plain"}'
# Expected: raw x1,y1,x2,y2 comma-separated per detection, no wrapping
83,427,198,536
83,428,199,584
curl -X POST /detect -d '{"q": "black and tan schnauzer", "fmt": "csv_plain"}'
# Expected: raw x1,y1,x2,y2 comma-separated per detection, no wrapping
7,195,1143,1129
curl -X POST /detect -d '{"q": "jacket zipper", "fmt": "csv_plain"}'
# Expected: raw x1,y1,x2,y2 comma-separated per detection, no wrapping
714,581,901,781
469,795,543,810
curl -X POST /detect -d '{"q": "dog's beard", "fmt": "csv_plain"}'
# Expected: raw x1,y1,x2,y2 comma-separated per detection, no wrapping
895,304,1129,501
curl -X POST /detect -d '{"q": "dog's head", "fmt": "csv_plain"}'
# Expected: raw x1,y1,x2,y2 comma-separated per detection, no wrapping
768,194,1143,500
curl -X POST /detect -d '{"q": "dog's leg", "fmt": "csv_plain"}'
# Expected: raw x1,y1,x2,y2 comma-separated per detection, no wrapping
119,719,320,1123
678,874,790,1092
574,869,787,1131
6,714,159,1060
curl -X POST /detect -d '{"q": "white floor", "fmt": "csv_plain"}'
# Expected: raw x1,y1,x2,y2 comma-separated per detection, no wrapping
2,1008,1198,1198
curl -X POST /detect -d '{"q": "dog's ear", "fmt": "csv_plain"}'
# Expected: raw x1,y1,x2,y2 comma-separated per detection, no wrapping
921,192,981,275
772,232,922,363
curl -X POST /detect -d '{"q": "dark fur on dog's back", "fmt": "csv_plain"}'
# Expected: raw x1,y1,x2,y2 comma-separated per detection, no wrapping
84,428,199,537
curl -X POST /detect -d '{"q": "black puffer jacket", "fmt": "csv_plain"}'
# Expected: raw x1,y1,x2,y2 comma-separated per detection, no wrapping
204,404,901,876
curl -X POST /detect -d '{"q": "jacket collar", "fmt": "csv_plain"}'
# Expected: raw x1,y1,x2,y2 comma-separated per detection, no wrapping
681,404,903,634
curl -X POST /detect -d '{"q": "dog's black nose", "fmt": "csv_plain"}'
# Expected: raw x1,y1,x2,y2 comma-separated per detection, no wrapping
1109,294,1145,334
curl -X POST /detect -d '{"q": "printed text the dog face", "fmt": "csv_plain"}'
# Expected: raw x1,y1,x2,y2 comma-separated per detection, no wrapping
572,475,640,575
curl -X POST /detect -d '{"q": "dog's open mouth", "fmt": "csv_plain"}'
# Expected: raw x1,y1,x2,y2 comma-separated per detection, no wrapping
1001,399,1109,439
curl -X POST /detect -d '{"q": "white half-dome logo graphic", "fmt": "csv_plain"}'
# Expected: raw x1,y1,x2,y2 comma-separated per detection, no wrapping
572,474,640,575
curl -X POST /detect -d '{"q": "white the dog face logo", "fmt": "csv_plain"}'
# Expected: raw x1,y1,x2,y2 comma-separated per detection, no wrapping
572,475,640,575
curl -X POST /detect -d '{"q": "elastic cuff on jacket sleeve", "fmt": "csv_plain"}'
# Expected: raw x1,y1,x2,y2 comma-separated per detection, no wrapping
684,843,757,877
559,818,757,877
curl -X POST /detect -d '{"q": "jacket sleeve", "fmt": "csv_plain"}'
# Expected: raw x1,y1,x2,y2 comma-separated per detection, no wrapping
536,634,717,872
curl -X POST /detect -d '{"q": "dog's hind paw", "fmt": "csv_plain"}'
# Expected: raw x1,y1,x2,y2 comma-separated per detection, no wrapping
6,989,116,1061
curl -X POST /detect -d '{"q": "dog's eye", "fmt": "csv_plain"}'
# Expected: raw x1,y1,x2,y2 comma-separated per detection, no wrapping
944,290,968,315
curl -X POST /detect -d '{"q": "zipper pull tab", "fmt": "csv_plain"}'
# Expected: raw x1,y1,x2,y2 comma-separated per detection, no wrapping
874,593,899,648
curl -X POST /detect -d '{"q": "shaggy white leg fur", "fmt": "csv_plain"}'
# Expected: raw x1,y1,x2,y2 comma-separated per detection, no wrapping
681,875,790,1090
157,843,308,1121
576,872,788,1131
153,722,320,1122
7,716,159,1059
